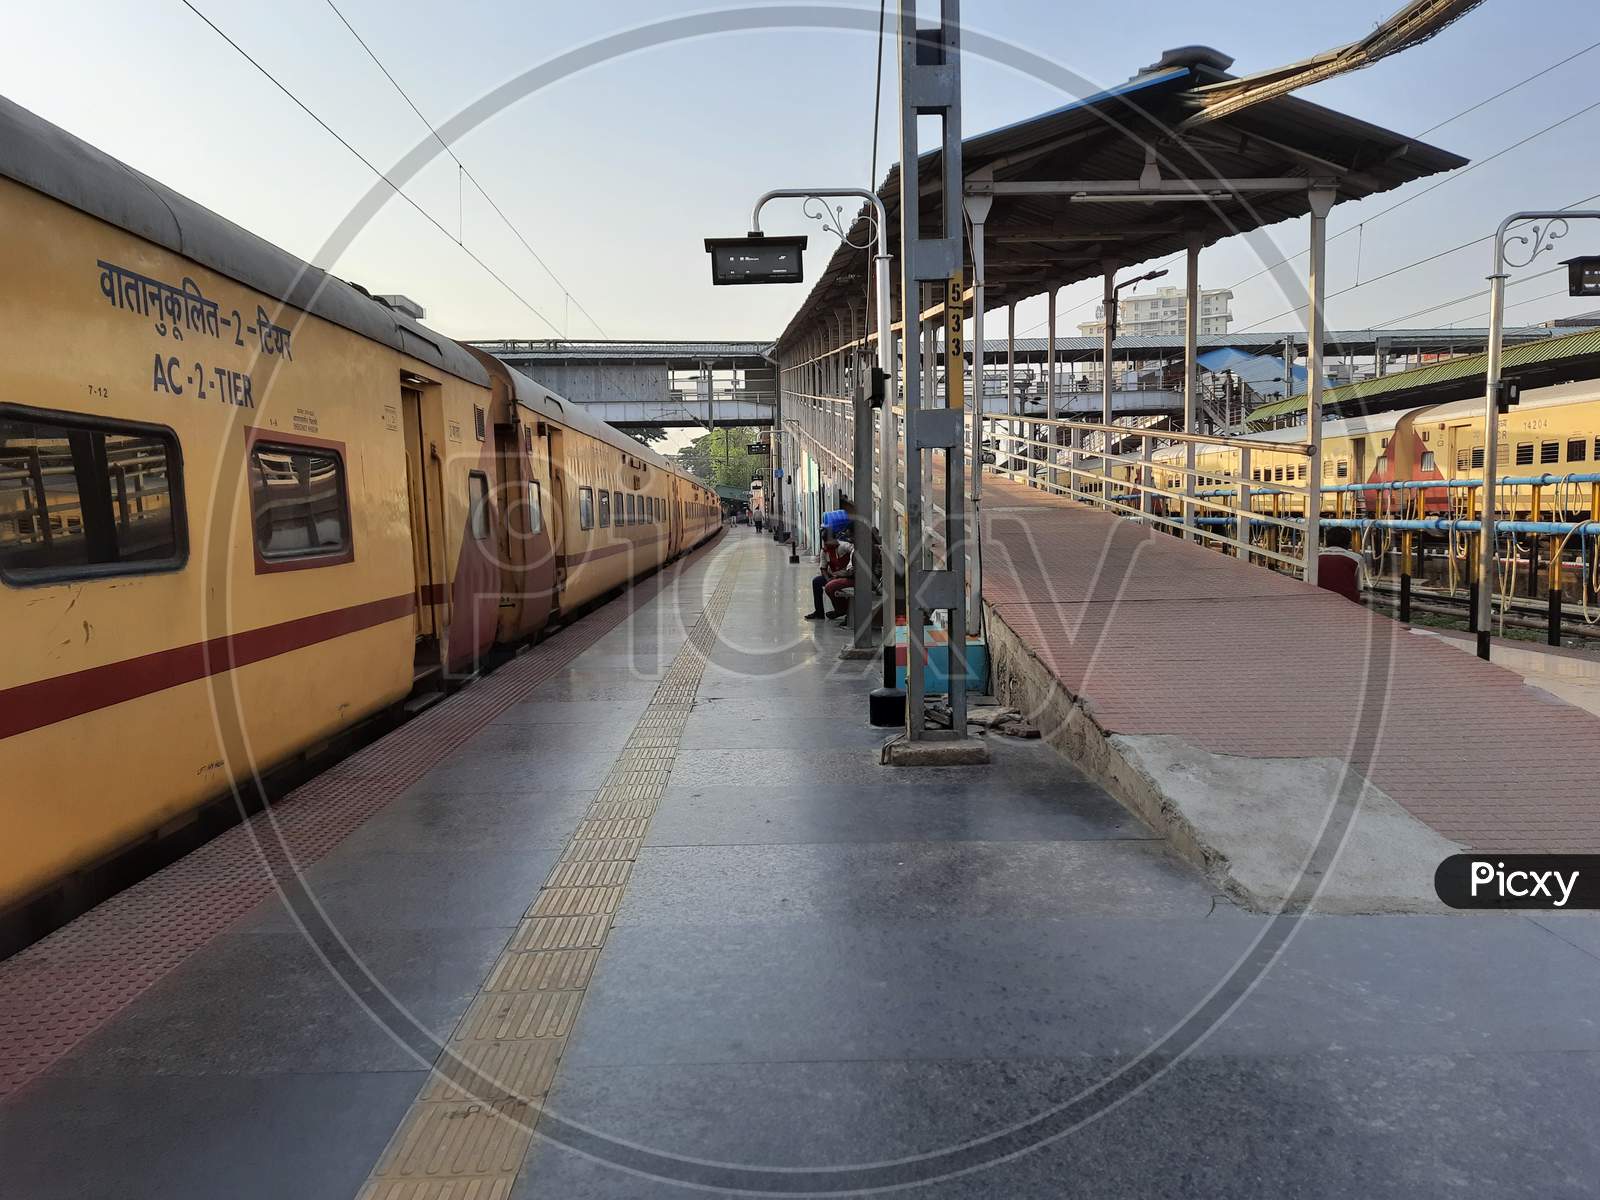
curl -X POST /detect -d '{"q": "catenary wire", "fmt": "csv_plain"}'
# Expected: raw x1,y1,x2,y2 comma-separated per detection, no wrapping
321,0,608,337
179,0,563,336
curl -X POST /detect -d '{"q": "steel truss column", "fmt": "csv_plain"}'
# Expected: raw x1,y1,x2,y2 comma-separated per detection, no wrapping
895,0,974,749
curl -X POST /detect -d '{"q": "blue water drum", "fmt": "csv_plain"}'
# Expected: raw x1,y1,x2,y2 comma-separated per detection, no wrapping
821,509,851,536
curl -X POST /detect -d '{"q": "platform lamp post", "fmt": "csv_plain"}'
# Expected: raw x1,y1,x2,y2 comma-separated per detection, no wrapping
1476,211,1600,660
1101,267,1168,432
705,188,897,659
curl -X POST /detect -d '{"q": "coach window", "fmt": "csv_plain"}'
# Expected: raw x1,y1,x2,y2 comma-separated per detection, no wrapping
598,489,611,528
1515,443,1534,467
0,407,185,585
1336,460,1349,479
626,493,636,525
249,440,350,562
612,490,622,525
527,481,544,536
1541,441,1560,465
1421,451,1437,473
578,486,594,530
1568,439,1587,463
468,471,491,540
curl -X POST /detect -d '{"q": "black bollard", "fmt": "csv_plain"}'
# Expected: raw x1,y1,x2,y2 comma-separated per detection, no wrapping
868,640,906,726
1399,532,1413,625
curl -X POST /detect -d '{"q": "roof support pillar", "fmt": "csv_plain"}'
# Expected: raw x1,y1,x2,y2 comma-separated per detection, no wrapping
1102,261,1116,432
1304,185,1336,584
1046,287,1057,424
964,188,992,631
1006,301,1016,472
1183,236,1200,540
877,270,900,646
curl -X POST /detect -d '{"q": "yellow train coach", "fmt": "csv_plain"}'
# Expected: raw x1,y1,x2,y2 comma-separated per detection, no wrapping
1144,377,1600,527
0,97,719,916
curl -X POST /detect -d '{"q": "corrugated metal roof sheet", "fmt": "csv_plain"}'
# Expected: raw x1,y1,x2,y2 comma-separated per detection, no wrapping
775,44,1466,354
1245,328,1600,423
468,340,772,363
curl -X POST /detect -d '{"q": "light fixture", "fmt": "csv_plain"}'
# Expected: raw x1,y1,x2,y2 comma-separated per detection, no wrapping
703,233,809,285
1561,256,1600,297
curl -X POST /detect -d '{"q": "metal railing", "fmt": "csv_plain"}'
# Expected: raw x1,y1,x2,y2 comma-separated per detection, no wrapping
974,412,1600,646
978,411,1316,575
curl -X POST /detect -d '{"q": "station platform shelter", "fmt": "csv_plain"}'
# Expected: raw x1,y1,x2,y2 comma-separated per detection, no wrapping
3,520,1600,1200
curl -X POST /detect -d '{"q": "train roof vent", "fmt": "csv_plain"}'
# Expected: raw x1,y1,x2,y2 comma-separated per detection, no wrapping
376,293,426,320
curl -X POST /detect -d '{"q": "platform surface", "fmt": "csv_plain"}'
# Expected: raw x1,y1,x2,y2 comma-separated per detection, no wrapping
2,527,1599,1198
980,474,1600,852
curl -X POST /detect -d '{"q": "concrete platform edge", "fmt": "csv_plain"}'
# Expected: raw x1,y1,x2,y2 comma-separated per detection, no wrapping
985,603,1461,914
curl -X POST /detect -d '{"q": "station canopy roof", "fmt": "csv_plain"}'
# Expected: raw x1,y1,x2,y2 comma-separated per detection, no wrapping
468,340,773,370
776,44,1465,353
1246,328,1600,424
938,326,1572,364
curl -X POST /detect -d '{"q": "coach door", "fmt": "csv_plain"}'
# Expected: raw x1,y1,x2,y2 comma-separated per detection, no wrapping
544,424,569,601
402,385,446,672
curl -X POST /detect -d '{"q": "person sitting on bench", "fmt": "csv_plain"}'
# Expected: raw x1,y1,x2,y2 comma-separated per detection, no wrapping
1317,526,1367,605
805,528,854,620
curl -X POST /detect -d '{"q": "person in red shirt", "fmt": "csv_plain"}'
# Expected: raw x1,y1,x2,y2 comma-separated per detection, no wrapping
1317,526,1367,604
805,528,854,619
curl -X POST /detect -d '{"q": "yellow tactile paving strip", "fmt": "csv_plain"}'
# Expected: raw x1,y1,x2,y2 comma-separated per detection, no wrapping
356,546,743,1200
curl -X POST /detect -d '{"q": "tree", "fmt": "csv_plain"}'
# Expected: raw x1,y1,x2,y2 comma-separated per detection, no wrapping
623,425,670,447
678,428,764,491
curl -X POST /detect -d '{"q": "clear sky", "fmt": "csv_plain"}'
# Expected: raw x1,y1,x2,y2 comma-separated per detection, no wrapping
6,0,1600,347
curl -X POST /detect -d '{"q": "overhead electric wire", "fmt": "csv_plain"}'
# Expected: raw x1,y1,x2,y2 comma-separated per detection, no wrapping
870,0,885,188
1368,265,1563,329
1230,188,1600,336
1416,37,1600,136
1222,90,1600,298
321,0,607,338
865,0,886,325
179,0,563,336
1016,44,1600,342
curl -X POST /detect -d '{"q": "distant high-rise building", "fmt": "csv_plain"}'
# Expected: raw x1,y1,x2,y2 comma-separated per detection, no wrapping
1078,285,1233,337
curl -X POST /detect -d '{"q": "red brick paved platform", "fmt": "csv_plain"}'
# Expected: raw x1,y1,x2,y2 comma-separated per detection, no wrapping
979,475,1600,853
